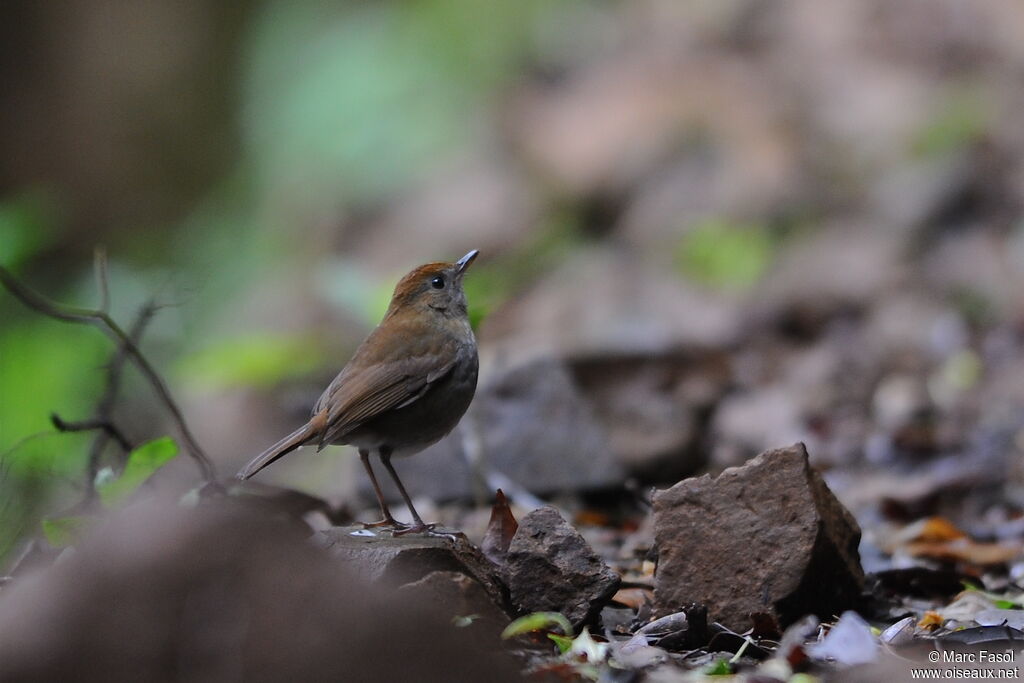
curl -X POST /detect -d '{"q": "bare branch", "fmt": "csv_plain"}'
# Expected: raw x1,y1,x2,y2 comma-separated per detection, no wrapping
50,415,134,454
0,265,217,483
93,247,109,314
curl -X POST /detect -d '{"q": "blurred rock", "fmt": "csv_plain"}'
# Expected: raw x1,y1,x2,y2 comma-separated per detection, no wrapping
750,226,907,338
570,351,730,479
653,443,864,630
481,246,742,359
0,501,518,683
505,506,620,627
316,525,508,614
710,384,807,469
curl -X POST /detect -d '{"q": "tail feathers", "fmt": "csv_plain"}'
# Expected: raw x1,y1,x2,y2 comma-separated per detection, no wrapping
237,422,315,480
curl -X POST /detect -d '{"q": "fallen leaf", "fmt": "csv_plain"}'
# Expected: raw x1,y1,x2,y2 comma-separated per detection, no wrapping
918,611,944,631
501,612,572,639
611,587,651,610
895,517,967,545
806,611,879,666
905,538,1022,566
481,489,517,566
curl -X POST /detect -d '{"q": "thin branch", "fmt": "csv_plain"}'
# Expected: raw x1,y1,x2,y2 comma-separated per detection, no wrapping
93,247,109,314
0,265,217,483
50,415,134,454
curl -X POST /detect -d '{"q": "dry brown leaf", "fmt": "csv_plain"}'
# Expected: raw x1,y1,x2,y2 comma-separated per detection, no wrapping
918,611,944,631
480,489,518,566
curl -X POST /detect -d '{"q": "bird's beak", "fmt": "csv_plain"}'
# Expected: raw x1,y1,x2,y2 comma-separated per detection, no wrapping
455,249,479,275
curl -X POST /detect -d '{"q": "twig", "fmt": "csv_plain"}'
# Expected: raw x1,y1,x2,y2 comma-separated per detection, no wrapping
50,415,134,454
93,247,109,314
0,264,217,483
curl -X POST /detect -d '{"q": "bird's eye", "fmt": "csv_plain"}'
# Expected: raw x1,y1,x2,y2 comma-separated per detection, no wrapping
430,275,446,289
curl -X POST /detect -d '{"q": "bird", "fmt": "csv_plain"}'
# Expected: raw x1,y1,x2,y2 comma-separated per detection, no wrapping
236,250,480,534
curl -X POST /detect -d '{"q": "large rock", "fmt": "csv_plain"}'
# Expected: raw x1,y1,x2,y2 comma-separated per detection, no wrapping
316,526,509,615
653,443,863,630
504,507,620,627
569,351,730,480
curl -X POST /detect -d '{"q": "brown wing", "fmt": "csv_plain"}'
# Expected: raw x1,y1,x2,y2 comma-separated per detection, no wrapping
316,355,456,448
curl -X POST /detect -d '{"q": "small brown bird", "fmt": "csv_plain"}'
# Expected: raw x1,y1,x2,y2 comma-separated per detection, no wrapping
237,250,480,534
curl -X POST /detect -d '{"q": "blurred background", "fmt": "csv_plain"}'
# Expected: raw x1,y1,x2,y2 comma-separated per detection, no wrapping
2,0,1024,565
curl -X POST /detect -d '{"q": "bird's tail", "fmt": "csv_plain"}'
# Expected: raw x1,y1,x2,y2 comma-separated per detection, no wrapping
236,421,316,480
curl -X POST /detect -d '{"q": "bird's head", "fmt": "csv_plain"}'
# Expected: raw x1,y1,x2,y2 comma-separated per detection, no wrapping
386,250,479,319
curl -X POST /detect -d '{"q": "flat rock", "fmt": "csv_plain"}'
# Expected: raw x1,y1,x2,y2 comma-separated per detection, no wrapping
504,507,620,627
653,443,864,630
315,526,509,614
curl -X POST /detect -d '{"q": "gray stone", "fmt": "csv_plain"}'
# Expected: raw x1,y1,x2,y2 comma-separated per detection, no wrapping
653,443,863,630
505,506,620,627
315,526,509,615
570,351,730,480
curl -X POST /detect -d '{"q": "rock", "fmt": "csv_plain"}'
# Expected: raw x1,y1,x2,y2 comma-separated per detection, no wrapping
504,507,620,627
480,247,742,360
710,384,808,469
570,351,731,480
749,225,907,338
653,443,864,630
396,571,509,641
315,526,509,614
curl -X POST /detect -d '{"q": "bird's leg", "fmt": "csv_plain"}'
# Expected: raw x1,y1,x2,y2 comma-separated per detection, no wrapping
380,447,435,535
359,449,406,529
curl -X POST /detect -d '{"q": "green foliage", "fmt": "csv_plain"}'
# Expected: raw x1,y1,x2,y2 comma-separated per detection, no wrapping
675,218,775,291
41,515,92,548
177,335,324,391
704,657,733,675
547,633,573,653
243,0,550,211
96,437,179,507
501,612,573,639
0,321,106,476
912,89,990,158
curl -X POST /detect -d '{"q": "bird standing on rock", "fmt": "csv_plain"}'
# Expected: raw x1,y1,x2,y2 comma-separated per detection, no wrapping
237,250,480,534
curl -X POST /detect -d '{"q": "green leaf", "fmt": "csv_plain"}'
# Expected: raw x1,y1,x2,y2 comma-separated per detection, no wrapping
548,633,573,653
676,217,775,291
501,612,573,639
704,657,733,676
97,437,179,507
41,516,92,548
